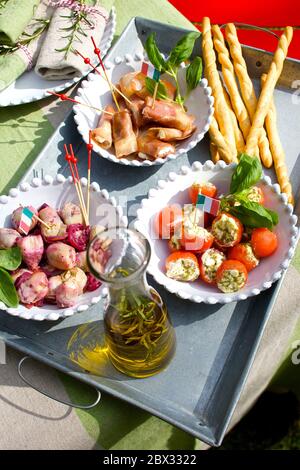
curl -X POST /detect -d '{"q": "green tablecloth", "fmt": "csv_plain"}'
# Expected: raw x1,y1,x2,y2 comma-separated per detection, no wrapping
0,0,299,451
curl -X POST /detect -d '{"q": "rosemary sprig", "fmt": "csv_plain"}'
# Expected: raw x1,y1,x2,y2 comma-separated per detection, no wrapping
0,18,50,56
0,0,9,10
55,0,93,59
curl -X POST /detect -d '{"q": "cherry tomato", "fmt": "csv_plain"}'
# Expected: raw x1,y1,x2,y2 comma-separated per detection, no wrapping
251,228,278,257
228,243,259,272
199,248,226,284
180,226,214,253
189,182,217,205
154,205,182,239
165,251,199,282
216,259,248,293
211,212,243,248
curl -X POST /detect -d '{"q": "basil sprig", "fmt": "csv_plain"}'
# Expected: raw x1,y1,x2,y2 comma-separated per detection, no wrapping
167,32,200,67
0,267,18,308
230,154,262,193
145,33,167,72
144,31,202,105
145,77,168,100
0,246,22,271
221,154,279,230
186,56,203,91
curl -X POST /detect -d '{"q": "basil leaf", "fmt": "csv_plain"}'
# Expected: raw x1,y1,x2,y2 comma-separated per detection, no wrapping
0,267,19,308
230,154,262,194
145,33,167,72
0,246,22,271
265,208,279,226
229,201,274,229
145,77,168,100
167,32,200,67
186,56,202,91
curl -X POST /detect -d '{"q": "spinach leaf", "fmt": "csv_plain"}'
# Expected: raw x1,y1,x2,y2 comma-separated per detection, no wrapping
145,33,167,72
145,77,168,100
0,246,22,271
186,56,202,91
230,154,262,194
0,267,19,308
167,32,200,67
229,201,275,229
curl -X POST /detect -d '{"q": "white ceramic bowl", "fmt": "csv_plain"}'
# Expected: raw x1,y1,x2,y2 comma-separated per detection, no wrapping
0,7,116,107
0,175,127,321
135,160,298,304
73,56,214,167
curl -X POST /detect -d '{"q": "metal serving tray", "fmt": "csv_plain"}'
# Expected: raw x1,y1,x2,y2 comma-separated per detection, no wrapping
0,18,299,447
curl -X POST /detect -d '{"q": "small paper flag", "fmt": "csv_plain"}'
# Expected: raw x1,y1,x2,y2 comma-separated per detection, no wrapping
197,194,220,216
141,62,161,82
19,207,34,235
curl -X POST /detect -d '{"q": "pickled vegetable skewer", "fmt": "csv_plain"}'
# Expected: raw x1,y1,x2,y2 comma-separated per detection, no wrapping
47,91,113,115
86,131,93,223
69,144,89,226
64,145,88,226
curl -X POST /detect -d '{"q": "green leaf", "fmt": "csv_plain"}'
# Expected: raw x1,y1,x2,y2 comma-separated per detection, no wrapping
0,268,19,308
230,154,262,194
265,208,279,226
229,201,275,229
0,247,22,271
145,77,168,100
167,32,200,67
186,56,202,91
145,33,167,72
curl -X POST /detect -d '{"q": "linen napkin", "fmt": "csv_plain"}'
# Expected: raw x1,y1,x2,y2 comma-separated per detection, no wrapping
0,0,40,45
35,1,110,80
0,2,53,92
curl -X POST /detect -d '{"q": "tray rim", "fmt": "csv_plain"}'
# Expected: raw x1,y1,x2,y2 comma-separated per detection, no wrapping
0,16,299,448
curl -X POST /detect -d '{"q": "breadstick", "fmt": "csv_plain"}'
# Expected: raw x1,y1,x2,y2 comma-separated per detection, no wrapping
222,83,245,154
209,116,237,164
261,74,294,204
212,25,252,142
210,142,220,163
225,23,273,168
202,17,236,157
244,27,293,155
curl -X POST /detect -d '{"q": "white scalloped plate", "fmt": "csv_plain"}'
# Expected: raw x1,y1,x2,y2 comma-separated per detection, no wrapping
73,56,214,167
0,174,128,321
0,8,116,107
135,160,298,304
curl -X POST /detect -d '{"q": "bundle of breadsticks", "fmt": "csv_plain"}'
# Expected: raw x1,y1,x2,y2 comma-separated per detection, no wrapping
201,17,294,204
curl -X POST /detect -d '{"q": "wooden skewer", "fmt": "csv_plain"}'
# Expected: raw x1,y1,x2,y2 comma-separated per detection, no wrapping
32,214,50,230
69,144,89,226
47,91,114,115
75,49,133,106
90,37,120,111
86,131,93,223
64,145,89,226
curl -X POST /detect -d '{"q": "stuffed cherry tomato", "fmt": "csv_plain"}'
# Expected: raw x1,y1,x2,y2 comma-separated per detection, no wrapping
165,251,200,282
228,243,259,272
154,205,182,239
251,228,278,257
199,248,226,284
189,181,217,205
211,212,243,248
180,225,214,253
168,235,182,252
246,186,264,204
216,260,248,293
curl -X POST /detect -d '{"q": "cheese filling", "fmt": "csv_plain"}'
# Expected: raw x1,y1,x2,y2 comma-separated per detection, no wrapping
166,258,199,282
244,243,259,267
247,186,262,203
202,249,226,281
212,214,239,245
217,269,246,293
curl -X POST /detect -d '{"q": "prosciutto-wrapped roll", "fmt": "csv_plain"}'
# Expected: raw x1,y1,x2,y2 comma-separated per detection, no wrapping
112,110,138,158
39,205,67,242
119,72,176,100
17,235,44,270
137,131,175,159
143,97,195,132
126,95,146,128
148,126,196,141
91,105,115,149
0,228,20,249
